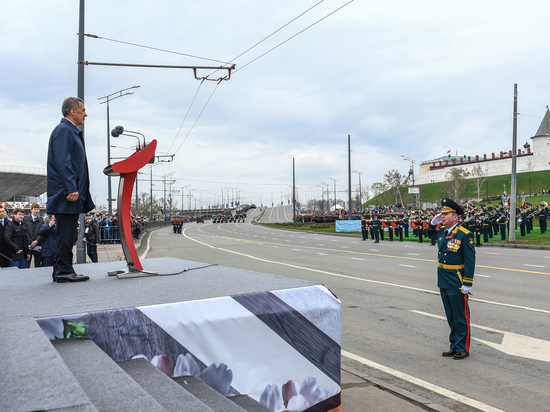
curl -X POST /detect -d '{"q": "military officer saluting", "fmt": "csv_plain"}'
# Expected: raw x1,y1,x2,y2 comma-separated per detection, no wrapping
428,198,475,360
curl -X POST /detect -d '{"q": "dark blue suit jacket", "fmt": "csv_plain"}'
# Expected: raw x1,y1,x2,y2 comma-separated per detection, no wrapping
47,118,95,214
38,223,56,258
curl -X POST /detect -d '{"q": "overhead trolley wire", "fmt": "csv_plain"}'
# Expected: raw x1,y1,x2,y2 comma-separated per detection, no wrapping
81,1,354,155
79,33,231,65
234,0,354,74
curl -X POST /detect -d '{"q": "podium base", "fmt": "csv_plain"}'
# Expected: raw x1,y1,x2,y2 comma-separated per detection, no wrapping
108,266,158,279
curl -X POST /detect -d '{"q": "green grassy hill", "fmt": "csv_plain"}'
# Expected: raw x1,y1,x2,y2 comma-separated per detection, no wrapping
367,170,550,207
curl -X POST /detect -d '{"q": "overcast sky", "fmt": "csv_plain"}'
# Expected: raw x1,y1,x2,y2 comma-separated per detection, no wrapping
1,1,549,209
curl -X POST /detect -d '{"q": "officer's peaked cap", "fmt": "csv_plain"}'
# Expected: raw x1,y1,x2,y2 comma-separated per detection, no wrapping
441,198,464,215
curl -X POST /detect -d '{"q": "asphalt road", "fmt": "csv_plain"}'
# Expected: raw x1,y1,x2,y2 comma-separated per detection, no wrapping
145,206,550,412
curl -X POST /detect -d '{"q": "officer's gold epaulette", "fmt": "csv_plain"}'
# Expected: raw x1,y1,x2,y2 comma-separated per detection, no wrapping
459,226,471,234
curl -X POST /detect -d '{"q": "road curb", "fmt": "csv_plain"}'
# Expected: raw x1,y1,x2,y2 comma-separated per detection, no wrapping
341,365,455,412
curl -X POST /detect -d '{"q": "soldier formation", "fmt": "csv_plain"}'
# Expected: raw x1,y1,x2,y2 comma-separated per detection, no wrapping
360,200,549,245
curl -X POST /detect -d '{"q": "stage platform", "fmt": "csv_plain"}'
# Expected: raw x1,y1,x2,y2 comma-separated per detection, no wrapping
0,258,341,412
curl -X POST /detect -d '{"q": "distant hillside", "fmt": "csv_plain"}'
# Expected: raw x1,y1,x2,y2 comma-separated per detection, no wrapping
367,170,550,207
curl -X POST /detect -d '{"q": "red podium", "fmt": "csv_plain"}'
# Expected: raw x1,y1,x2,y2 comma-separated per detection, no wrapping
103,139,157,278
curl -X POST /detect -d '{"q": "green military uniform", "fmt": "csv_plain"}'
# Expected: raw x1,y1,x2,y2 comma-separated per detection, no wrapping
539,206,547,234
492,210,500,235
482,214,490,243
498,214,508,240
519,208,526,237
428,198,475,358
361,217,367,240
371,217,380,243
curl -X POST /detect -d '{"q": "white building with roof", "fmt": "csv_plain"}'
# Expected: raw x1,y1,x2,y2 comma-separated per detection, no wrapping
414,108,550,185
0,144,46,202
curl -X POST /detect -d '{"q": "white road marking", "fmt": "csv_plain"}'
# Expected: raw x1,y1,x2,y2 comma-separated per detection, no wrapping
292,249,300,251
318,253,327,256
399,264,416,268
484,252,500,255
524,264,545,268
403,245,414,248
412,310,550,363
406,253,419,256
342,350,505,412
369,249,379,252
476,274,491,278
352,258,364,261
341,246,349,249
181,228,550,316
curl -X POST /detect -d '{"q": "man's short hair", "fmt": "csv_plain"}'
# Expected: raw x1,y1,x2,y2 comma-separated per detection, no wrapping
13,208,24,215
0,206,5,212
62,97,84,117
31,203,40,209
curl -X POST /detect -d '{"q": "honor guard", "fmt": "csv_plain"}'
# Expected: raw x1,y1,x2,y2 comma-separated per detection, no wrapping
361,216,368,241
428,198,475,360
539,202,548,234
371,215,381,243
498,212,508,240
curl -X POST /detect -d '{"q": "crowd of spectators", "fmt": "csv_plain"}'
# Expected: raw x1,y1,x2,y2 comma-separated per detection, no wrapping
0,204,150,269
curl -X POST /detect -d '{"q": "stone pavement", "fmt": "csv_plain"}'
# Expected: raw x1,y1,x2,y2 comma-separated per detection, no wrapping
91,229,457,412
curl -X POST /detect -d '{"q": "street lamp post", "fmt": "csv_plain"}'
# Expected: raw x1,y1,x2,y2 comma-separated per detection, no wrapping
352,170,363,212
401,155,416,210
98,85,140,216
328,177,337,211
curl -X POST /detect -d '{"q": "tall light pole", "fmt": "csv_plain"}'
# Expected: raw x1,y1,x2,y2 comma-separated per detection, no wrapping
320,182,330,213
180,185,191,214
98,84,140,216
352,170,363,212
328,177,337,211
401,155,416,210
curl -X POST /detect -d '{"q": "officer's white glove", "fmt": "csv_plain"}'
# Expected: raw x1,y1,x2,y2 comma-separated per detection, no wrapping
430,213,442,226
461,285,471,294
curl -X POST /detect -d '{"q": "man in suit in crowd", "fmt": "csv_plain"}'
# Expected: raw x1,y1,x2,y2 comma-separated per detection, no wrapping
23,203,43,268
0,206,11,267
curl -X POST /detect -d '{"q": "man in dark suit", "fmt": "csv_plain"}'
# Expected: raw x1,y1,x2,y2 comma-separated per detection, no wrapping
23,203,43,268
428,198,475,360
0,206,11,267
46,97,95,283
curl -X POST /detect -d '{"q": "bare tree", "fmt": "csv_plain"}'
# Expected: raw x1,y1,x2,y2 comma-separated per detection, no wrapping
443,167,469,201
470,165,487,199
131,192,162,218
383,169,404,206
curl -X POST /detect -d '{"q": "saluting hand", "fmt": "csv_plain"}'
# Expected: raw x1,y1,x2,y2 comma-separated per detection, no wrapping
430,213,442,226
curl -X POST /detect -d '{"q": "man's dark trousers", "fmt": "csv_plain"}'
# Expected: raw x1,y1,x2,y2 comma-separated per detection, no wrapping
440,287,471,353
54,214,79,276
87,242,98,263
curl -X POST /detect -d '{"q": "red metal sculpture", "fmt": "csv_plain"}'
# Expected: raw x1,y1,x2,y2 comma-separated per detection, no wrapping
104,138,157,278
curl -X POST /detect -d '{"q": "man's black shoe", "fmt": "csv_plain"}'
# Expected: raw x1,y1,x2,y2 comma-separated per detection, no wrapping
54,274,90,283
442,350,457,357
453,352,469,360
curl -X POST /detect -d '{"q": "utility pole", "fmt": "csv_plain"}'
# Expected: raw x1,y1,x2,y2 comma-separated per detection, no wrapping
328,177,337,212
293,158,296,222
76,0,86,264
348,135,352,219
509,84,518,241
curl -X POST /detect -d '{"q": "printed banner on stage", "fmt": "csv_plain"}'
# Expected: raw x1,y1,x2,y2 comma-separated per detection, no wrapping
36,285,341,412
